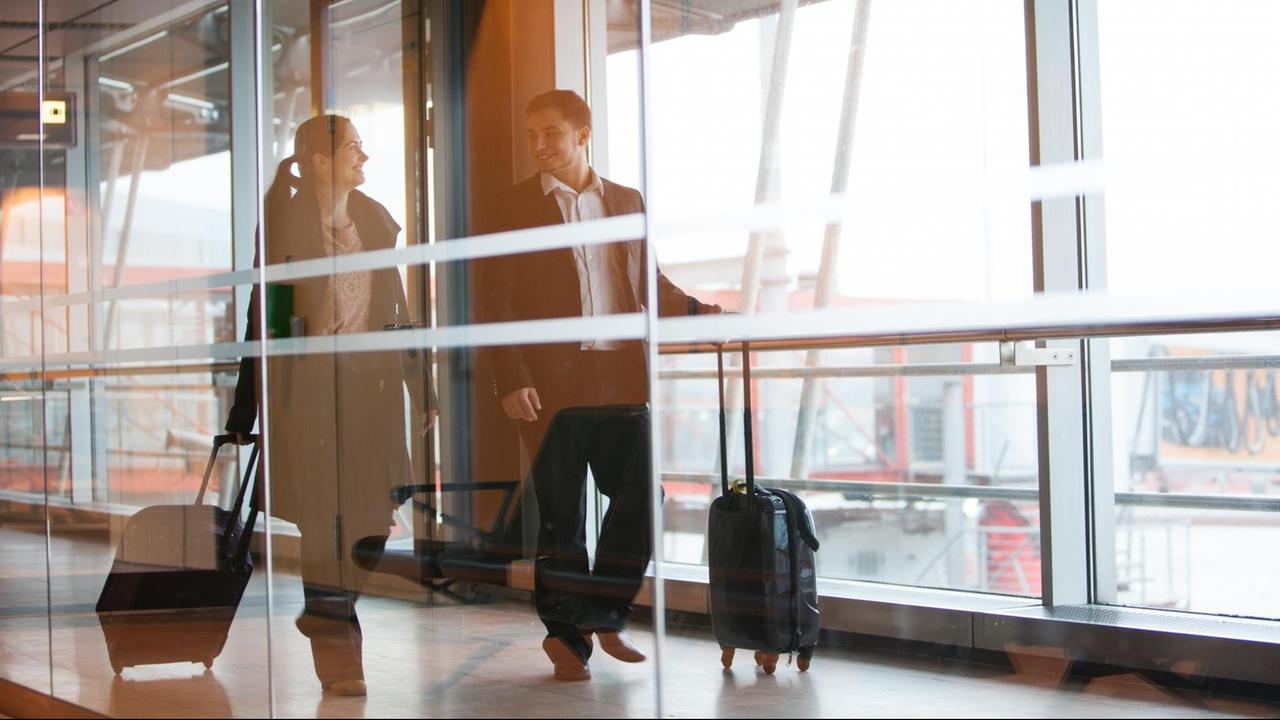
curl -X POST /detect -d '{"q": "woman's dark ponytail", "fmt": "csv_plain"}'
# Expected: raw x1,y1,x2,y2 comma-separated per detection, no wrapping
265,155,299,224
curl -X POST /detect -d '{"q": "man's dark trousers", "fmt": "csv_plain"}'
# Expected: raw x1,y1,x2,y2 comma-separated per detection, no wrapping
519,347,654,643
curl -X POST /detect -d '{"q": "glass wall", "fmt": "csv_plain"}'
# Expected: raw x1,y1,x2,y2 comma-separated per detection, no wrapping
0,0,1278,717
620,0,1043,600
1096,0,1280,619
1108,331,1280,618
0,0,52,697
33,1,271,715
657,342,1042,596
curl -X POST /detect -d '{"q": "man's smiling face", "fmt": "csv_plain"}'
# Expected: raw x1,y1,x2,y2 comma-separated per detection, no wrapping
526,107,588,175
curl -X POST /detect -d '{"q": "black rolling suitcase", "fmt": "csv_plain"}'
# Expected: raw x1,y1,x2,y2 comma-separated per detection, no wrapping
708,342,820,673
96,434,261,674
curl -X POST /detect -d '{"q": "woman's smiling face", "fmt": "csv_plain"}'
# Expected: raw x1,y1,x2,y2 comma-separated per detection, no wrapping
311,122,368,193
332,124,368,192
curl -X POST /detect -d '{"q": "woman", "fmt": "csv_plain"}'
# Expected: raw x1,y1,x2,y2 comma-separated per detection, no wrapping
226,114,430,696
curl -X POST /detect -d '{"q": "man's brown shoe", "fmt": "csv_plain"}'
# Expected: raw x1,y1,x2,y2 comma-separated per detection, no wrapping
596,631,646,663
542,636,591,681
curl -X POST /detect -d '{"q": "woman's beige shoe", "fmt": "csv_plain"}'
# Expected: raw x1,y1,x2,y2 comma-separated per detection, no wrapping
322,679,368,696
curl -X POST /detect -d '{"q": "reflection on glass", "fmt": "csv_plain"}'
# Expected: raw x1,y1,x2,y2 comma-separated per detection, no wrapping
27,1,272,715
1,23,55,692
1110,332,1280,618
661,343,1041,596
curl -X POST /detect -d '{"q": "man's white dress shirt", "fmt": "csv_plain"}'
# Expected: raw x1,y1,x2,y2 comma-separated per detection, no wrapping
541,170,628,351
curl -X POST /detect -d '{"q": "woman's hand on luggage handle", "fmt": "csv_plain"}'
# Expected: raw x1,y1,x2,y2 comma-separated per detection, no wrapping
502,387,541,422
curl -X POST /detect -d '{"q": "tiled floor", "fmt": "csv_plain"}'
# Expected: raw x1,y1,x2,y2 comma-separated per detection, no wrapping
1,526,1278,718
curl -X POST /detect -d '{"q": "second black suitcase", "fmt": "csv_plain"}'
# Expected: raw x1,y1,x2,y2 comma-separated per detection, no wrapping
96,434,261,674
708,342,820,673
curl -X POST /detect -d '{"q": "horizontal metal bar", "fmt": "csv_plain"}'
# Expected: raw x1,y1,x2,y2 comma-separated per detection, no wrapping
2,314,646,373
1113,491,1280,513
15,445,218,461
1156,458,1280,474
11,349,1278,389
95,384,234,393
661,354,1280,381
7,292,1276,377
0,361,238,383
661,319,1280,355
662,472,1040,502
1112,354,1280,372
11,353,1277,385
657,290,1280,354
660,362,1031,380
1,215,646,316
662,473,1280,512
17,353,1274,384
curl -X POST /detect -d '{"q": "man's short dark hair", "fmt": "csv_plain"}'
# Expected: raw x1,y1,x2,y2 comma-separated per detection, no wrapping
526,89,592,131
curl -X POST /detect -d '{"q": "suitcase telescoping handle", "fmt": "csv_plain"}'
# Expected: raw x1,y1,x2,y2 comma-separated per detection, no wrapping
196,433,263,569
715,342,754,497
196,433,258,505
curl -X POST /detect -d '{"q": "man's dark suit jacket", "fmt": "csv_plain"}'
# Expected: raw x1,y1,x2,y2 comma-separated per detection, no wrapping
474,174,717,406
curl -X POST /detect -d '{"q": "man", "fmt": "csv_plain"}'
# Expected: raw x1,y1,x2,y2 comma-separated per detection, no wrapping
475,90,720,681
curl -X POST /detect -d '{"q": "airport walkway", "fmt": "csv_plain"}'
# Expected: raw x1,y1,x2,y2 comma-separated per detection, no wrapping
0,526,1275,718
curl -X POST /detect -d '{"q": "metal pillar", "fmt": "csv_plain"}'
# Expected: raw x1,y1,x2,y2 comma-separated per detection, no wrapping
1025,0,1112,606
942,378,966,586
102,131,149,350
737,0,796,317
790,0,872,479
1072,0,1117,606
88,57,118,502
230,0,259,334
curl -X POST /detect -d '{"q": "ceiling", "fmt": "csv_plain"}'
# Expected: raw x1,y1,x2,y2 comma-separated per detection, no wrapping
0,0,808,155
606,0,828,51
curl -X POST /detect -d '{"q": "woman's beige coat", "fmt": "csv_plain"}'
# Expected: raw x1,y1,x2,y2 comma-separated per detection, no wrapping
227,189,427,588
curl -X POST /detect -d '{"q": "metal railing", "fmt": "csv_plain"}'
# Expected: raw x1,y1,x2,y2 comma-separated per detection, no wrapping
1,312,1275,517
659,354,1280,381
660,473,1280,514
655,289,1280,354
7,353,1275,385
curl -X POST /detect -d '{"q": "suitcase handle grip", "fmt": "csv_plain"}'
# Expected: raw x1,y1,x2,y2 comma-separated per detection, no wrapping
715,342,754,497
196,433,261,506
184,434,263,570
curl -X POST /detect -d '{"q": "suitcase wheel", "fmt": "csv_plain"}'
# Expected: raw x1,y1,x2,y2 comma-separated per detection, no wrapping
798,645,814,672
202,657,214,669
111,662,124,676
720,646,735,669
754,651,778,675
